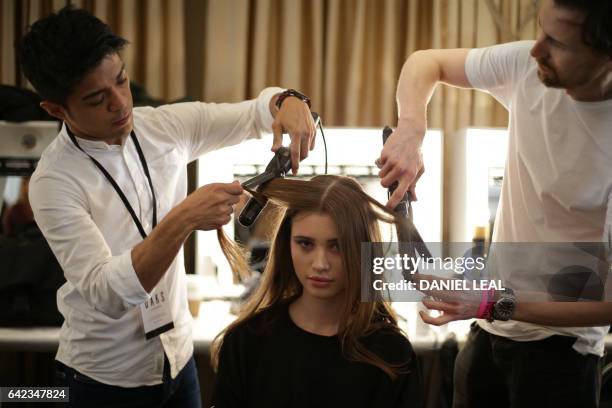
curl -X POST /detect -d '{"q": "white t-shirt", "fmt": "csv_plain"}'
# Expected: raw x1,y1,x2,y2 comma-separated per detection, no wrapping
465,41,612,356
29,87,281,386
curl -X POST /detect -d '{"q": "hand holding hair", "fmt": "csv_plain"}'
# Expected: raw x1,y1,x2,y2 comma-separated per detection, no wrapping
180,181,243,231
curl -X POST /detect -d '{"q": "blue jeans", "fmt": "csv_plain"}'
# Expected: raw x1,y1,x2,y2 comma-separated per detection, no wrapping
57,356,202,408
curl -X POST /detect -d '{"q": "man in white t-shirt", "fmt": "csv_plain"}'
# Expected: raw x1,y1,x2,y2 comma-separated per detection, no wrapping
20,6,316,408
378,0,612,407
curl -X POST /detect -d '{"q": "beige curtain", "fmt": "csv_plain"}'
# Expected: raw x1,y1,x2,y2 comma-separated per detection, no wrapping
2,0,538,125
193,0,434,123
0,0,186,101
192,0,538,128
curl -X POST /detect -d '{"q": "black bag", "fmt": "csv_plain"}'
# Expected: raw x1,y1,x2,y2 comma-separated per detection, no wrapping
0,223,65,326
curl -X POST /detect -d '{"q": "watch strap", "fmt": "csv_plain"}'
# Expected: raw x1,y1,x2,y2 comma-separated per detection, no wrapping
275,89,311,110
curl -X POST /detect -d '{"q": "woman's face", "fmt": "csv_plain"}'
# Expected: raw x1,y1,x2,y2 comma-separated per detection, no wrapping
290,211,346,301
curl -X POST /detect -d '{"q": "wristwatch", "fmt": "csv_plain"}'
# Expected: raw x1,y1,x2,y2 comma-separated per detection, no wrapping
490,287,516,322
275,89,311,111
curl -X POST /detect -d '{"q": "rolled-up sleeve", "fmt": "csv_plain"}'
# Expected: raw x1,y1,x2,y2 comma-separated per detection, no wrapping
29,174,149,319
106,250,149,306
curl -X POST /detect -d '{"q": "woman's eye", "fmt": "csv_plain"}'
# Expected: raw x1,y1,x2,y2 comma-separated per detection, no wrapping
329,243,340,252
297,240,313,249
90,97,104,106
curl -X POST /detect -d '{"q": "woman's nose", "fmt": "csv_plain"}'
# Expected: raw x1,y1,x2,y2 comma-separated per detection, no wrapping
312,249,330,271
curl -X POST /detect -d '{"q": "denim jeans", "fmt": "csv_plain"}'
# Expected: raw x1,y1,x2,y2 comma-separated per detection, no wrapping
56,355,202,408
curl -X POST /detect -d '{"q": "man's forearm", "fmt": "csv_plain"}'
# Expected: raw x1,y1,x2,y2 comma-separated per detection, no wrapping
396,48,472,130
131,203,194,293
396,51,442,132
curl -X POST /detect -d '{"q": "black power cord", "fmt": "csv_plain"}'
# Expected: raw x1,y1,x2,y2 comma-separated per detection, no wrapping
317,116,328,175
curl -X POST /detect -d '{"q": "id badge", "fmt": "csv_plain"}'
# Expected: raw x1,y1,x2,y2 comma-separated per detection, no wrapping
139,283,174,340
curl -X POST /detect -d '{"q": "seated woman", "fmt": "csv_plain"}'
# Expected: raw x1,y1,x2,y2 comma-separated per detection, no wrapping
211,175,423,408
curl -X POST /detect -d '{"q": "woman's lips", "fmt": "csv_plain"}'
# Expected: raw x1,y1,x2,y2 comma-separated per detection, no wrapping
308,276,333,287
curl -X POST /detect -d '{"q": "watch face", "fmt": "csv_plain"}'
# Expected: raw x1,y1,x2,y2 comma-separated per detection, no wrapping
494,297,516,321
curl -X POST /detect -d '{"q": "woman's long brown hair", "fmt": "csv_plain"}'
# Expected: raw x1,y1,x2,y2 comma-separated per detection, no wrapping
213,175,420,379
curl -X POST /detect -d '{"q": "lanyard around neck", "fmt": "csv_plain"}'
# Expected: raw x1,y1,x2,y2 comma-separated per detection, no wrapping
66,125,158,239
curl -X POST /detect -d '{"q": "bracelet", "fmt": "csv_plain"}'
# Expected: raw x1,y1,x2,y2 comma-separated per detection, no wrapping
476,289,490,319
476,288,496,320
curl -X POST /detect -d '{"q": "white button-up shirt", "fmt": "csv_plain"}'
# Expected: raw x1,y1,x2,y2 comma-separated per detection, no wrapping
29,87,281,387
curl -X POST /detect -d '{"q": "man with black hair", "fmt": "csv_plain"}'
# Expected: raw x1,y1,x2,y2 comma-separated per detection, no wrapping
378,0,612,407
21,6,316,407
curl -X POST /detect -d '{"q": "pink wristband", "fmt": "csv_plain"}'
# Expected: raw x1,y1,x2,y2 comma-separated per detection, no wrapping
476,289,491,319
476,288,497,320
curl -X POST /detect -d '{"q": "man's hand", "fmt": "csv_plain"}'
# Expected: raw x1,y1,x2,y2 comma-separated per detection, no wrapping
377,118,425,209
271,96,316,175
414,273,482,326
180,181,243,230
420,297,480,326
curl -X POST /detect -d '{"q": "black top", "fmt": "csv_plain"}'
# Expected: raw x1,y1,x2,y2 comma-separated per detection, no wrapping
212,303,423,408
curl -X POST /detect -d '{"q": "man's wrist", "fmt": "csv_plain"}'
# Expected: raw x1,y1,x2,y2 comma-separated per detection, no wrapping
397,116,427,142
275,89,311,112
168,202,196,236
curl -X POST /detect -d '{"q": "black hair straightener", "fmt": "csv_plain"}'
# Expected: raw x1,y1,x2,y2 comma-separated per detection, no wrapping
381,126,432,277
238,112,321,227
